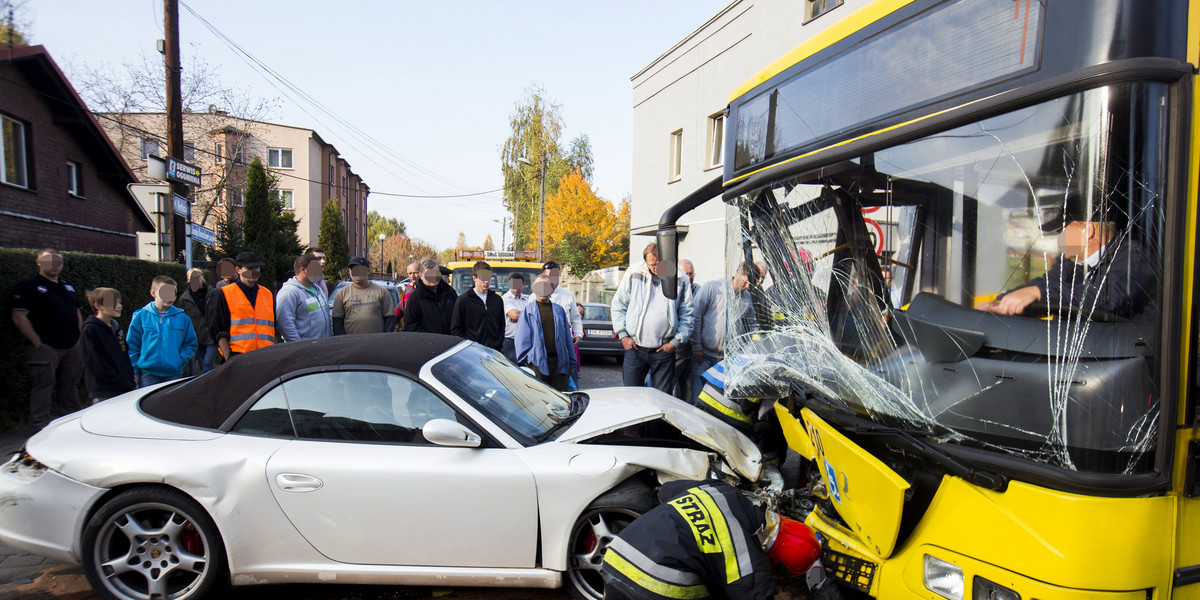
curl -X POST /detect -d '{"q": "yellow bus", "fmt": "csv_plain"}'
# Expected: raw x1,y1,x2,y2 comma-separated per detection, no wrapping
446,250,543,295
656,0,1200,596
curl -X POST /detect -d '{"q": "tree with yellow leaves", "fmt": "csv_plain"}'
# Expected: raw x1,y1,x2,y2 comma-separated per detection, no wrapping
528,168,629,275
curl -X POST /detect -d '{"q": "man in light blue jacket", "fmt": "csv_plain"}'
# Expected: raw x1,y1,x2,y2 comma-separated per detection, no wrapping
515,275,577,391
128,276,198,387
276,253,332,342
611,242,694,394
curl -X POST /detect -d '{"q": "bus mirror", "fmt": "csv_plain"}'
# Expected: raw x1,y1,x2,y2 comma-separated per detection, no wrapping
657,228,679,300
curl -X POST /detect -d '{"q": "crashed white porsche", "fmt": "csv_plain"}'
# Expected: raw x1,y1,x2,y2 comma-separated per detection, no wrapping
0,333,762,600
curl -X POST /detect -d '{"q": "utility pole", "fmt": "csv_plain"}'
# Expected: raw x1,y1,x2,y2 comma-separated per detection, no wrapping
537,152,545,262
164,0,186,263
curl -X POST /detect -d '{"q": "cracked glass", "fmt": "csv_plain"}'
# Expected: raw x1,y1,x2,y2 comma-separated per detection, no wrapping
724,82,1166,474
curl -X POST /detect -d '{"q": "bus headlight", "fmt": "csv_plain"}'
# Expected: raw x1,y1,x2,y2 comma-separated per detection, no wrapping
974,577,1020,600
923,555,963,600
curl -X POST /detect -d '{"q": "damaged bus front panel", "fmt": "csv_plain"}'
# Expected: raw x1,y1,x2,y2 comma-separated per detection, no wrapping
674,0,1200,596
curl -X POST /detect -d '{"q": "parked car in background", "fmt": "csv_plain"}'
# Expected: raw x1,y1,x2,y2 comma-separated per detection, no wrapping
0,333,762,600
578,303,623,359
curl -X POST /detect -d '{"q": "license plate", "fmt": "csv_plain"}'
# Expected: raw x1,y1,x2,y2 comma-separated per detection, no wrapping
586,329,613,337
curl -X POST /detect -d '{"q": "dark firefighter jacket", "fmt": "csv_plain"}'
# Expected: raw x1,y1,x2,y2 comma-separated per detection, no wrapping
601,479,776,600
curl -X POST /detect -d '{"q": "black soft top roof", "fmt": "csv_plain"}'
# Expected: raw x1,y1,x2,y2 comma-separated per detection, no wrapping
141,333,465,430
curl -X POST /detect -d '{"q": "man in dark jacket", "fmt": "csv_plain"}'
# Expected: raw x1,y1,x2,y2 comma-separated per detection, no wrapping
450,260,505,350
601,479,835,600
978,202,1156,322
177,268,216,375
404,258,457,335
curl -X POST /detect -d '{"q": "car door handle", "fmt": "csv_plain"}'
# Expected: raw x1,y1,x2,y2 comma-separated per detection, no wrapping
275,473,324,492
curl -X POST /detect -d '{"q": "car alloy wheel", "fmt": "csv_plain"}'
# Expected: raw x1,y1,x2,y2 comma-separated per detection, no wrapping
565,506,642,600
82,487,227,600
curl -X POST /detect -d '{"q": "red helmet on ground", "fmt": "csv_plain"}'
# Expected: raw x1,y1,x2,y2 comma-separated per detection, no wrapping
765,513,821,577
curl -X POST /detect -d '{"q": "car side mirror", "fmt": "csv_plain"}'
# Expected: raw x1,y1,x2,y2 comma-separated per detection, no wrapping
422,418,481,448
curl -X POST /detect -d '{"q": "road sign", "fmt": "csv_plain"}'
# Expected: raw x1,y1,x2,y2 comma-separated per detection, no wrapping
190,223,216,246
172,194,190,217
165,157,201,186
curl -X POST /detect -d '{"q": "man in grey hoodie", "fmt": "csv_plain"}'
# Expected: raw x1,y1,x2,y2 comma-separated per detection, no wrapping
276,253,333,342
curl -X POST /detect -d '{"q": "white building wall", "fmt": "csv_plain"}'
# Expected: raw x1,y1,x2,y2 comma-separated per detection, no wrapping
630,0,868,282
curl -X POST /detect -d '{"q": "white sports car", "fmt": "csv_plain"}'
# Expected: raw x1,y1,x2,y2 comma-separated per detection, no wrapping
0,333,762,600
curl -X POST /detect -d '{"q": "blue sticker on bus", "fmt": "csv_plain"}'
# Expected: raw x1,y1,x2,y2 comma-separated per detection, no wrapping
824,458,841,504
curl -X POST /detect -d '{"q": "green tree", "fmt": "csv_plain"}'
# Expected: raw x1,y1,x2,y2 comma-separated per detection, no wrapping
318,198,350,281
242,157,301,288
566,134,594,182
500,85,592,253
213,207,243,259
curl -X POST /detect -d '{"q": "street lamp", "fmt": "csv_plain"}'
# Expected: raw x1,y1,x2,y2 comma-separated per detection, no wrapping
492,217,509,252
517,154,545,261
377,233,386,277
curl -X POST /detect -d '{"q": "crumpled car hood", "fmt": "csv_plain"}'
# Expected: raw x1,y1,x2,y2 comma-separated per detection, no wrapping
558,387,762,481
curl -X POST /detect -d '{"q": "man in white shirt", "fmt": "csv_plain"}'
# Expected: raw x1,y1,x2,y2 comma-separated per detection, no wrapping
501,273,531,362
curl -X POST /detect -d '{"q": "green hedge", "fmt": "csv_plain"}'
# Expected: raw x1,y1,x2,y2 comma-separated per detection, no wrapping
0,248,187,430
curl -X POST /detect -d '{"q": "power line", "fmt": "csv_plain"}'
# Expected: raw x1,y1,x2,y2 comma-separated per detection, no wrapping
177,2,497,202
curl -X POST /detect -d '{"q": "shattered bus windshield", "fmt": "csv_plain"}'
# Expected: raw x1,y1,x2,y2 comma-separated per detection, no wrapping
725,83,1166,474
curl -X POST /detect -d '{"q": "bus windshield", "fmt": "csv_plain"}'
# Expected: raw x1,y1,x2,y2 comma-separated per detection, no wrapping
449,263,543,295
725,82,1166,474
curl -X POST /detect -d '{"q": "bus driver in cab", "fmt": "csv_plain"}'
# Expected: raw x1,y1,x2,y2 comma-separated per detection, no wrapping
976,199,1156,322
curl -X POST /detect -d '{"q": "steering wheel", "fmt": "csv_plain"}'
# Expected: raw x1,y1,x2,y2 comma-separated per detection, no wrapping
1023,301,1124,323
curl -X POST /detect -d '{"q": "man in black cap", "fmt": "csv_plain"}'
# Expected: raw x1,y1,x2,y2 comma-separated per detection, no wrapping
978,201,1155,321
209,251,277,359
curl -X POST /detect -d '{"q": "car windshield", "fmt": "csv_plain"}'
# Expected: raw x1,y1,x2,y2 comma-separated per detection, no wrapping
583,305,610,321
726,83,1166,475
430,344,571,445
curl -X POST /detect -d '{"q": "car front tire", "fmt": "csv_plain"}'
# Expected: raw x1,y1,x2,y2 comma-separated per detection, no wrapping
82,487,228,600
565,478,656,600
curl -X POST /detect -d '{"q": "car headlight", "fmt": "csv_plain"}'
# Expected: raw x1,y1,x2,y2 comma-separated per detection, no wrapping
3,451,48,480
974,576,1020,600
923,555,964,600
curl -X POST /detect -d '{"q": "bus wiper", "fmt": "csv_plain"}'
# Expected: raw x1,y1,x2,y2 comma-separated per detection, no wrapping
850,423,1008,491
536,392,588,443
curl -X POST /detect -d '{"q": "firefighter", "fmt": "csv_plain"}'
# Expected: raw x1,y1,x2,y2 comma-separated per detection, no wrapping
601,479,839,600
695,361,788,464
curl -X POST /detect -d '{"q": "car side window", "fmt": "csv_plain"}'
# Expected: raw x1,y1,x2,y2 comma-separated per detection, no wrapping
281,371,463,444
231,384,294,436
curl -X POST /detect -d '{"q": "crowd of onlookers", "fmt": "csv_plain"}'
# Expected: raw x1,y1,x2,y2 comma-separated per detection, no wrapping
10,242,755,432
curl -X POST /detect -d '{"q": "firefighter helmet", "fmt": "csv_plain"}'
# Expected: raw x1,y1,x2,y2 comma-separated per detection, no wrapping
765,513,821,577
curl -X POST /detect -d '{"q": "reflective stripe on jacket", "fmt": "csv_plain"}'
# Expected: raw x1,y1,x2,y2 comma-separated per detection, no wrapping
222,284,275,353
600,480,775,600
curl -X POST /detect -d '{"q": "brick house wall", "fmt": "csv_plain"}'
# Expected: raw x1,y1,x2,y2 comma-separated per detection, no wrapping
0,46,150,256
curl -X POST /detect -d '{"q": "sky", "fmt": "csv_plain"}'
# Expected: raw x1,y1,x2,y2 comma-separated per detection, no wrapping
25,1,732,251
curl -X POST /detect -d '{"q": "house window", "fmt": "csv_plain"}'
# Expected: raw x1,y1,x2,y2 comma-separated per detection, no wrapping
668,129,683,182
230,187,244,207
66,161,83,197
342,208,346,224
268,147,293,169
230,143,244,165
1,114,29,188
214,188,224,206
706,113,725,169
804,0,843,23
141,138,160,160
214,142,223,164
184,142,195,162
279,189,294,210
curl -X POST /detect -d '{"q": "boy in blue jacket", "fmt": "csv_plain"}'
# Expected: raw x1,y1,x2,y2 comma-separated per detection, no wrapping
128,276,197,388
